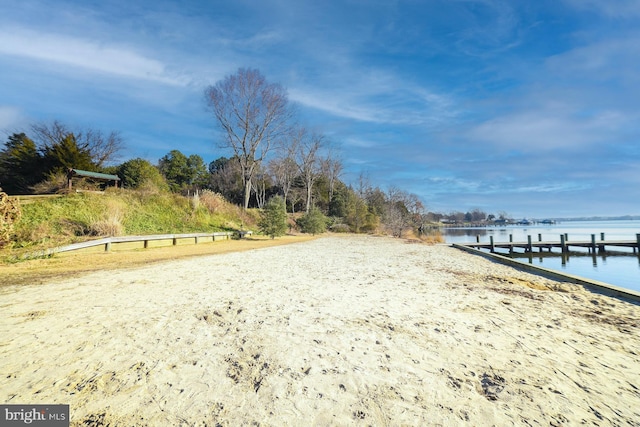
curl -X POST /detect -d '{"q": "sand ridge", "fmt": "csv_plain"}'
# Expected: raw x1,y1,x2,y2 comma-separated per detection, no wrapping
1,235,639,425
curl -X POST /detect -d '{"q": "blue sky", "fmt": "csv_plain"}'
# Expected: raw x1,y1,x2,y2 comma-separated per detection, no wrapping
1,0,639,218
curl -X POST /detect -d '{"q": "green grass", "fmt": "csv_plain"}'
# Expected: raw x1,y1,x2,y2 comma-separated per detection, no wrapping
8,189,258,250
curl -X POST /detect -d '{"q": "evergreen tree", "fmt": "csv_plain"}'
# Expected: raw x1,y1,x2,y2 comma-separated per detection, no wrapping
258,195,287,239
297,206,327,235
117,158,168,190
0,133,43,194
159,150,209,192
43,133,95,172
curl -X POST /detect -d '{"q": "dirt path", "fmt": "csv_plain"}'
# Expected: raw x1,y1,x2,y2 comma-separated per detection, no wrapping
0,234,317,287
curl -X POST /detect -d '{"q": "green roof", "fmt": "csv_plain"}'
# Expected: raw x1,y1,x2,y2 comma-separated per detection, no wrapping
69,169,120,181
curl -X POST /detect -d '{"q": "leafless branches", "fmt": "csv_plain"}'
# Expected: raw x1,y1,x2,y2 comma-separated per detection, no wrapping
31,120,124,167
205,68,292,209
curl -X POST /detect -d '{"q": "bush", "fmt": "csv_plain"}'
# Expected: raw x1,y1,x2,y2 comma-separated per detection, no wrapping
258,196,287,239
329,223,350,233
87,200,124,236
199,190,227,213
31,172,69,194
296,207,328,235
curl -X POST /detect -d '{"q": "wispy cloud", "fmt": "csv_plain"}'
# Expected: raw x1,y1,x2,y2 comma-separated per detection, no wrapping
290,77,457,126
562,0,640,18
467,108,632,151
545,35,640,86
0,27,188,86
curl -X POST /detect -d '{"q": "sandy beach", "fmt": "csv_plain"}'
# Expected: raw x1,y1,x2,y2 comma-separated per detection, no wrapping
1,235,639,426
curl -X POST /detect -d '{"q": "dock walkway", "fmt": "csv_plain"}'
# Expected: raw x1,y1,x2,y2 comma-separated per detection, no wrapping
460,233,640,255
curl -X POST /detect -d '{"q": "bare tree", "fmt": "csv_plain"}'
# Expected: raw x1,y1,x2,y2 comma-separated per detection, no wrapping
268,155,297,212
320,152,343,206
293,127,324,213
251,164,270,209
205,68,291,209
383,187,424,238
31,120,124,167
208,156,243,204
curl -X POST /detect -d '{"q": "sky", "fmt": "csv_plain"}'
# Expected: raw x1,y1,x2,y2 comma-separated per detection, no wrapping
1,0,639,218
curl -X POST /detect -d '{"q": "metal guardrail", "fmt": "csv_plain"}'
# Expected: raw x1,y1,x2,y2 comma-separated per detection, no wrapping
27,232,235,258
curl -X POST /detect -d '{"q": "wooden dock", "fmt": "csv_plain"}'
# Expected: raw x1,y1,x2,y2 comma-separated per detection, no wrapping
460,233,640,255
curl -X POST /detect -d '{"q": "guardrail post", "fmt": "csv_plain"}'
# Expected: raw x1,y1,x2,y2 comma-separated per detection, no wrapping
105,241,111,252
560,234,567,254
490,236,495,253
527,235,532,253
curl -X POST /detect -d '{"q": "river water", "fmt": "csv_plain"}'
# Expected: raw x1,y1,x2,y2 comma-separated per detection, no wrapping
440,220,640,293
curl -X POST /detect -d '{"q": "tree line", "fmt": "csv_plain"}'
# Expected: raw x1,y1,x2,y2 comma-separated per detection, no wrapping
0,68,501,237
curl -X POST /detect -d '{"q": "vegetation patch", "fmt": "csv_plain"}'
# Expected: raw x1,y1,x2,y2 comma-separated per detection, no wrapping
4,189,256,255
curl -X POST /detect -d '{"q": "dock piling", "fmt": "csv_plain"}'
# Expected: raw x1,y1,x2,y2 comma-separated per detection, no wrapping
560,234,567,253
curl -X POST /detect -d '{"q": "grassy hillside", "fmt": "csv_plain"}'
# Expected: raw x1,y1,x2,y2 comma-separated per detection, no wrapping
7,189,258,251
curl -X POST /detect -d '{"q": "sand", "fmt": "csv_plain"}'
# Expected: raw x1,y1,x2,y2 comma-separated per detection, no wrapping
1,235,639,426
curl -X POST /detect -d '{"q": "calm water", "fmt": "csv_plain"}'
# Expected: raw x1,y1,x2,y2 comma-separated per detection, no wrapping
441,220,640,293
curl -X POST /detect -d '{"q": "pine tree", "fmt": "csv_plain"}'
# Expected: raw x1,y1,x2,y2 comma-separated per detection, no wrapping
258,196,287,239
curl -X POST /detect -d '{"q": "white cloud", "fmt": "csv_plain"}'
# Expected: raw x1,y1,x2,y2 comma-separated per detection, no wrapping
289,79,457,126
0,27,188,86
546,36,640,80
467,109,630,151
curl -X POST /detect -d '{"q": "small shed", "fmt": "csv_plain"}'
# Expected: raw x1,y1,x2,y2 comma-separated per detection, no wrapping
67,168,120,191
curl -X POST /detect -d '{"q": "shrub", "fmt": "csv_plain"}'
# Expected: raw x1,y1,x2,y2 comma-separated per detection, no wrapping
296,207,328,235
87,200,124,236
199,190,226,213
31,172,69,194
329,223,351,233
258,196,287,239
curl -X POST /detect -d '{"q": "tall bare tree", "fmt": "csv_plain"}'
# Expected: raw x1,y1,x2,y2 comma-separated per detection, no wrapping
205,68,291,209
268,155,297,212
250,163,270,209
293,127,324,213
320,151,343,206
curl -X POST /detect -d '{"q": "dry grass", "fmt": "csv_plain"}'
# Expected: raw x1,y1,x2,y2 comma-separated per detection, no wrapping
0,192,21,248
199,190,228,214
87,200,125,236
0,234,319,288
403,228,445,244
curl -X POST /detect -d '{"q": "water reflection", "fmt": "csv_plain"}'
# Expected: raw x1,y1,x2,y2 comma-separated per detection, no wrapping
507,250,640,268
441,221,640,292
